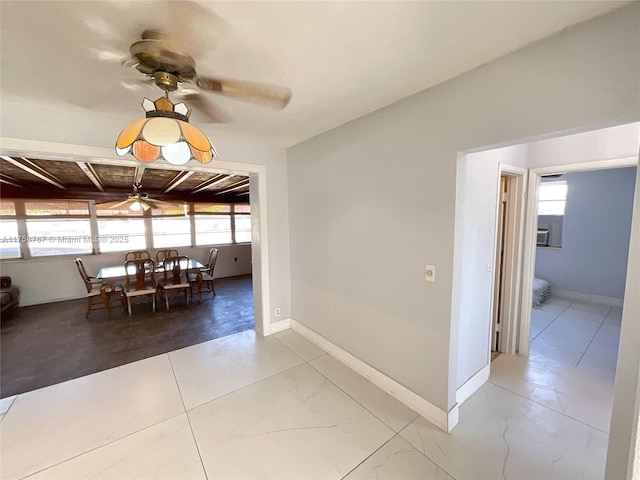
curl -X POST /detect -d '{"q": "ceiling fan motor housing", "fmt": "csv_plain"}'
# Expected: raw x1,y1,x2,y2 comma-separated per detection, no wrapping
154,72,179,92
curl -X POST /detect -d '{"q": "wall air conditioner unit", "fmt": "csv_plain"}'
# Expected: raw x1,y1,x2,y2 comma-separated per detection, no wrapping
537,229,549,247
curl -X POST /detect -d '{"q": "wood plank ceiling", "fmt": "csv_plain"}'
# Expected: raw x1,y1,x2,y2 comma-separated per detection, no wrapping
0,157,250,204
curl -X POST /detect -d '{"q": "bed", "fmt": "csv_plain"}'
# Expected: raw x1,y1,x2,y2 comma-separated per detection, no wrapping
532,277,552,308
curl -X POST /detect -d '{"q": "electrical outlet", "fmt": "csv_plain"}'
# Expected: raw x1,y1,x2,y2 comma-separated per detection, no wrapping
275,308,281,317
425,264,436,282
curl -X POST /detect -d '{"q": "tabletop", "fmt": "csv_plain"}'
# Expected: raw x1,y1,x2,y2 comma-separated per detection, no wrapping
97,259,205,280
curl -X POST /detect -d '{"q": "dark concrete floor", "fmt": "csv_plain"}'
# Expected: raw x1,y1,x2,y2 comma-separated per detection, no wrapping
0,274,254,398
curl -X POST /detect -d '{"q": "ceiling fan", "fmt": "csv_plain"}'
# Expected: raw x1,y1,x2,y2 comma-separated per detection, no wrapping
119,28,292,121
99,183,179,212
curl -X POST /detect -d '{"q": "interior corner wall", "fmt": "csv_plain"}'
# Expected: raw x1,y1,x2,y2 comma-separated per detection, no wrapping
0,101,291,317
535,167,637,299
287,3,640,413
454,146,527,389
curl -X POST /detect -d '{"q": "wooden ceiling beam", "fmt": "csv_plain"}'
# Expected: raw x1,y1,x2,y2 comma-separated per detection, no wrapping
0,184,246,204
0,173,29,189
216,179,250,195
162,171,194,193
76,162,105,192
190,174,230,194
0,156,67,190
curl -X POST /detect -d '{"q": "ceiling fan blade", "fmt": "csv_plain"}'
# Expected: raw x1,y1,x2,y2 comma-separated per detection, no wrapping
195,76,292,110
179,92,234,124
142,2,226,61
102,199,133,210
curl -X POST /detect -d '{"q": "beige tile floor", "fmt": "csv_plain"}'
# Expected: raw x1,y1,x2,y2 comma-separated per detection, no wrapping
0,311,617,480
492,296,620,434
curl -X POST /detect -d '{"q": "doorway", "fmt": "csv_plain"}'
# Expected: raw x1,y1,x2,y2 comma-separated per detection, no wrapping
490,165,527,357
518,157,637,354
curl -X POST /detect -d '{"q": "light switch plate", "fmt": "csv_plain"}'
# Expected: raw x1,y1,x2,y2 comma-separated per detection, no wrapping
425,264,436,282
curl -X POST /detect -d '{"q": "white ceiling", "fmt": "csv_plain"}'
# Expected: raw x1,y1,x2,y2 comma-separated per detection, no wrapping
0,1,629,148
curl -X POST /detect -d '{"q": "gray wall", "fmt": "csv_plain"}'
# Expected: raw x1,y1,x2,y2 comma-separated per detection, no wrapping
288,4,640,413
535,167,637,299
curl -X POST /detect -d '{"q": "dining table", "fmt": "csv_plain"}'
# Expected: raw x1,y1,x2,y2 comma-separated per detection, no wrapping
97,258,205,280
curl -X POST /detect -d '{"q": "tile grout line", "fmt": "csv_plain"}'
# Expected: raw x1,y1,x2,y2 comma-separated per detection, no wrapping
396,423,459,480
18,412,188,479
0,395,19,421
487,380,610,435
305,352,420,435
339,434,401,480
574,305,611,368
530,299,573,342
272,331,421,436
341,431,461,480
14,355,196,480
273,335,453,477
184,361,305,413
167,352,210,480
11,333,298,480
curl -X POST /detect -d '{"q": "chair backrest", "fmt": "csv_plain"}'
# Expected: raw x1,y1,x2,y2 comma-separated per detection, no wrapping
124,258,156,291
162,255,190,284
125,250,151,261
206,248,219,270
74,258,93,293
155,249,179,265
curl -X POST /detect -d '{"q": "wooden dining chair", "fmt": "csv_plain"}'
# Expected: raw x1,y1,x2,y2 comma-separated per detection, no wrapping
74,258,124,318
123,258,157,315
191,247,218,302
124,250,151,261
155,249,179,265
158,255,191,310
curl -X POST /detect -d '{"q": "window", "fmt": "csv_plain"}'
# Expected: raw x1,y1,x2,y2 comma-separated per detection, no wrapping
95,201,146,253
537,180,567,248
97,219,146,252
234,214,252,243
151,204,190,248
25,201,92,256
195,215,232,245
0,199,251,260
538,181,567,215
152,217,192,248
0,201,20,259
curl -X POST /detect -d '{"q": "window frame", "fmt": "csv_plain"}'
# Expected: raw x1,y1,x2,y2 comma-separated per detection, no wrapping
537,180,567,248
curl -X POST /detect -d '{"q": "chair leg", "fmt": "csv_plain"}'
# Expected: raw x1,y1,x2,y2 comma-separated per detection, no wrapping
152,293,156,313
101,290,110,319
127,296,132,316
85,297,92,319
210,279,216,296
186,287,190,306
165,289,170,311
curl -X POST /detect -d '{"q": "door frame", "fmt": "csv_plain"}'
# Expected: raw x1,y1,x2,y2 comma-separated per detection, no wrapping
491,164,527,355
0,136,273,336
517,156,637,354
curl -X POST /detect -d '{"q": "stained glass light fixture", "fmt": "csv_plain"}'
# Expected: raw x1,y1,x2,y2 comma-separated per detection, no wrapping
115,72,217,165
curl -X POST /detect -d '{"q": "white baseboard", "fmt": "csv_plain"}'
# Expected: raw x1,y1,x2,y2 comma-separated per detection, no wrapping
552,288,624,308
456,363,490,406
290,319,458,432
269,318,291,334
